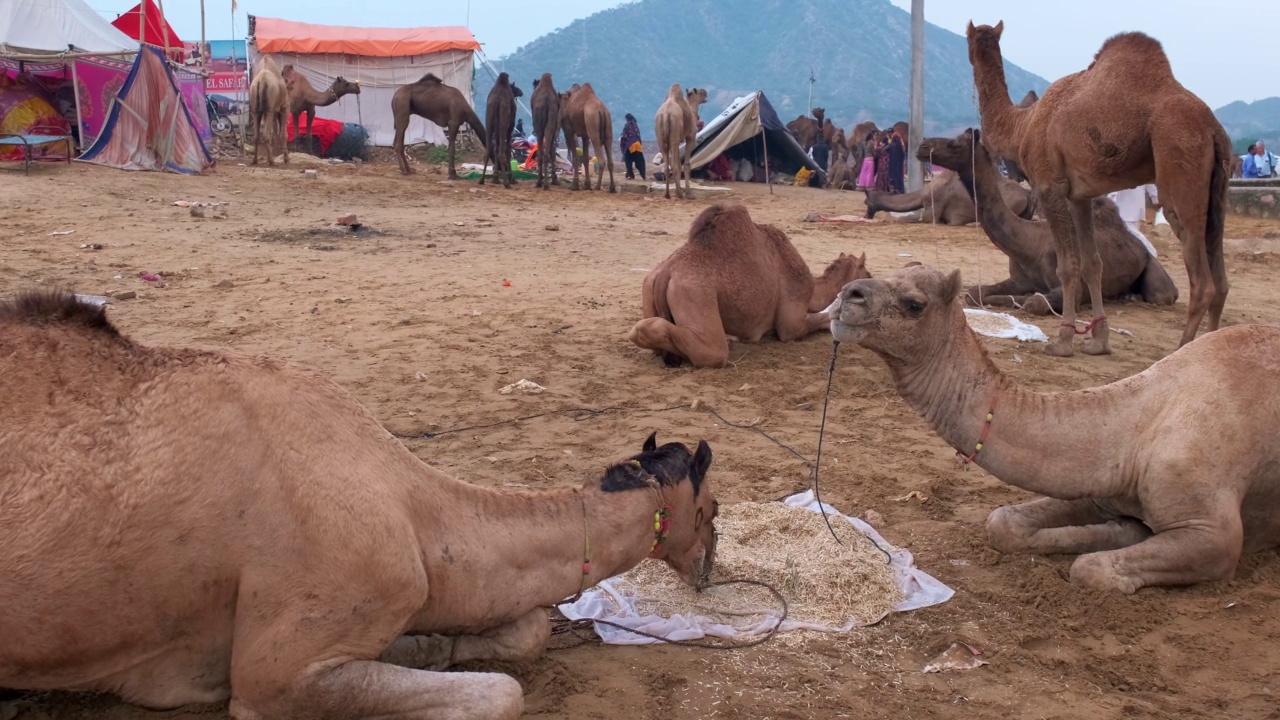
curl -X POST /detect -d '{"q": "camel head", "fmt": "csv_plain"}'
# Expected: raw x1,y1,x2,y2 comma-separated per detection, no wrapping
686,87,708,106
596,433,718,588
916,128,978,171
966,21,1005,65
828,264,963,362
332,76,360,97
821,252,871,287
812,107,825,124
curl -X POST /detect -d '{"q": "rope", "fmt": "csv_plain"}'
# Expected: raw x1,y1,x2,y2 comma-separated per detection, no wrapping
812,341,845,546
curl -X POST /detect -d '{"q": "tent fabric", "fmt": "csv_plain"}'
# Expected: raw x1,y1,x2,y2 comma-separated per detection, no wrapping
112,0,185,61
686,91,825,184
0,0,137,56
79,46,212,173
0,74,73,161
252,17,479,57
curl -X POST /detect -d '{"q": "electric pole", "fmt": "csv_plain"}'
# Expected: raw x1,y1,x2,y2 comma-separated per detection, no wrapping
907,0,925,192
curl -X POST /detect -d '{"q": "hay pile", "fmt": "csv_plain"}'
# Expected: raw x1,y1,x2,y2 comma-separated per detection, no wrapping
612,502,900,630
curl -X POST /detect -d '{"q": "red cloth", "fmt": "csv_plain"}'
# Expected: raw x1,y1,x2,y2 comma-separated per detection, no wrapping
707,153,733,181
285,112,342,155
112,0,185,62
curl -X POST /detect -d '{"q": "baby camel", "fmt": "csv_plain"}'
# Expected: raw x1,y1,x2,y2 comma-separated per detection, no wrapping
629,203,869,368
828,264,1280,594
0,291,719,720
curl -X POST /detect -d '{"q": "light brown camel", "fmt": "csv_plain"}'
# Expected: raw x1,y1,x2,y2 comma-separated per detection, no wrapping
248,56,289,167
967,22,1230,356
827,156,855,190
561,82,616,192
821,118,837,147
787,107,825,152
831,128,847,164
828,263,1280,594
864,169,1035,224
0,290,719,720
654,84,707,200
391,73,486,180
923,128,1178,313
628,203,870,368
480,72,523,188
281,66,359,151
531,73,561,189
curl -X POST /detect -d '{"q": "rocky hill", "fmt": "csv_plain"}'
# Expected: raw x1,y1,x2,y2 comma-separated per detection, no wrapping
477,0,1050,137
1214,97,1280,153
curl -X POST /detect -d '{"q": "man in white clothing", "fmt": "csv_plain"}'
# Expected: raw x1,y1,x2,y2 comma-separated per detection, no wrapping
1106,184,1159,257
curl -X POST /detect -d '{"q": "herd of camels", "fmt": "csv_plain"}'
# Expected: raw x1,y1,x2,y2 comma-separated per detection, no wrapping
3,20,1272,720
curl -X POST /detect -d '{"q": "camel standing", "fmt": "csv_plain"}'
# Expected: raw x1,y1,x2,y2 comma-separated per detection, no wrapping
391,73,486,179
967,22,1230,356
628,203,870,368
281,66,360,152
480,72,522,188
654,85,707,200
923,128,1178,312
561,82,616,192
0,290,719,720
787,107,824,152
248,56,289,167
531,73,561,189
829,264,1280,594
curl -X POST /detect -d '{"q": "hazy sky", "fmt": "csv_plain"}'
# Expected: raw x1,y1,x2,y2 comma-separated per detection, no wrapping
109,0,1277,108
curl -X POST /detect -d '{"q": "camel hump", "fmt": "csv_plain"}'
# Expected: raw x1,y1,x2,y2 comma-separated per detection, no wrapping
418,73,443,84
496,72,509,84
1093,32,1169,65
0,289,121,339
687,203,754,246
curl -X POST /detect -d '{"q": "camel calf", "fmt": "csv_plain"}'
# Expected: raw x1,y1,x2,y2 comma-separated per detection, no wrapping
0,291,719,720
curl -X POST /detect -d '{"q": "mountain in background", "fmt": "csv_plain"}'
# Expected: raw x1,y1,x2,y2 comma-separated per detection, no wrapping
477,0,1050,138
1214,97,1280,154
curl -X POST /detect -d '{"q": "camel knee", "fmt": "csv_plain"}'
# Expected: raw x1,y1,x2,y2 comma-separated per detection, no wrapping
628,318,671,350
986,506,1034,554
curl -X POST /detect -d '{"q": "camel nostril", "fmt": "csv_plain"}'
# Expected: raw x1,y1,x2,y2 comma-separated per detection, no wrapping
845,287,866,304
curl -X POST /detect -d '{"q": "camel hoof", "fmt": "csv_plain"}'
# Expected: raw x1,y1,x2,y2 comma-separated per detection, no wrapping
1070,553,1139,594
1082,340,1111,356
1021,295,1052,315
1044,340,1075,358
661,352,684,368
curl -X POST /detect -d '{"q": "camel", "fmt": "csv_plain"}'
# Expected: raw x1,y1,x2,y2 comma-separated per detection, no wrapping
827,156,855,190
480,72,523,188
392,73,486,179
996,90,1038,183
531,73,561,189
561,82,616,192
0,290,719,720
827,263,1280,594
831,128,847,165
923,128,1178,313
864,170,1035,225
821,118,837,148
628,203,870,368
787,107,825,152
967,22,1230,356
654,84,707,200
248,56,289,167
281,66,359,152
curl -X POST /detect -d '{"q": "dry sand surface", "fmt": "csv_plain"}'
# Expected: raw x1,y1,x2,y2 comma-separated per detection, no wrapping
3,158,1280,720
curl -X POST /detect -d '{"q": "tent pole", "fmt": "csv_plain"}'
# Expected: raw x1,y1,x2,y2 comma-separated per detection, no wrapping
200,0,207,67
157,0,171,59
906,0,925,192
762,123,772,195
138,0,146,51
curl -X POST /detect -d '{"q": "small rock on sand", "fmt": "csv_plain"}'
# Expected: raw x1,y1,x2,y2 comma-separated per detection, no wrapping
545,224,560,232
111,290,137,301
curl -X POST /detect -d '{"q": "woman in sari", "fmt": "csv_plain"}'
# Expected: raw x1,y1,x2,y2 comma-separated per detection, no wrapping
873,132,892,192
855,132,876,189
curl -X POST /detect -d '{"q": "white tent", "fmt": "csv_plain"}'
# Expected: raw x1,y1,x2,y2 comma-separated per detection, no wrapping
686,91,826,184
247,16,480,147
0,0,136,57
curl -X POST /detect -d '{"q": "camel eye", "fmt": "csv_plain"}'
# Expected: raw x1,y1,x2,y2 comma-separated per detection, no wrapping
695,508,704,530
904,299,926,316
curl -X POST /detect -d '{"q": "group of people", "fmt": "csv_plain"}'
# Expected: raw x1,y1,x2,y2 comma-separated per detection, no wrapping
812,129,907,193
1242,140,1278,179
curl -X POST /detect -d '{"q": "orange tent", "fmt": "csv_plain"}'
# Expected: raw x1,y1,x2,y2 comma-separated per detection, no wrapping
252,17,479,58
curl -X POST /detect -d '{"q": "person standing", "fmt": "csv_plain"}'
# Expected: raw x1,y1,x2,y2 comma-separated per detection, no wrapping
1107,184,1159,257
619,113,645,180
886,130,906,194
856,132,876,189
1253,141,1277,178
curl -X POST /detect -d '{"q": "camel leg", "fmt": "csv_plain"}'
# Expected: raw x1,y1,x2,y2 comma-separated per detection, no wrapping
1070,514,1243,594
251,114,262,165
627,283,729,368
987,498,1151,556
961,278,1029,308
447,128,460,180
479,134,490,186
279,110,290,165
380,610,549,672
1071,198,1109,355
775,300,833,342
605,141,616,194
1037,189,1081,357
393,119,413,175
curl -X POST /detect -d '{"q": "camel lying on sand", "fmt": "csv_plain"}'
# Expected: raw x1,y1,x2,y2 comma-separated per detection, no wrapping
392,73,485,180
562,83,616,192
828,264,1280,594
629,203,870,368
481,72,523,188
968,22,1230,356
281,66,359,151
864,170,1034,225
531,73,561,189
654,84,707,199
0,291,719,720
924,128,1178,313
248,56,289,167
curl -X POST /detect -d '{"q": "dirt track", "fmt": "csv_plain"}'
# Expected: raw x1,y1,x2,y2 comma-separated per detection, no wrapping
3,156,1280,720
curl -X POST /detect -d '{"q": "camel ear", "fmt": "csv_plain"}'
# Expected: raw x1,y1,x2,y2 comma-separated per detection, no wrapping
966,20,975,36
643,432,657,454
994,20,1004,38
858,251,866,265
943,269,963,304
691,440,713,494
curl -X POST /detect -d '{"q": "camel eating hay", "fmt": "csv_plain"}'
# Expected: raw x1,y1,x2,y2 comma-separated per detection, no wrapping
612,502,900,629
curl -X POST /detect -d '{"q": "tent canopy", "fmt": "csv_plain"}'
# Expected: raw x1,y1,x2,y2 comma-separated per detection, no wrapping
112,0,184,58
686,91,825,183
0,0,136,57
252,17,480,57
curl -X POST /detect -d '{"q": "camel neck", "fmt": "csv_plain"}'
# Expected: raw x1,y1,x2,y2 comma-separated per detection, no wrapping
811,271,850,313
970,48,1023,157
960,143,1039,263
886,309,1127,500
408,480,664,634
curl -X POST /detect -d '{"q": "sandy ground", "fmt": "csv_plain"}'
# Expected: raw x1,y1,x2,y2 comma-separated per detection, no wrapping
4,155,1280,720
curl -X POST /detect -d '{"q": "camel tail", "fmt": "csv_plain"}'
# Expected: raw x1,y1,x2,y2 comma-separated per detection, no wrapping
1205,132,1229,281
466,106,486,149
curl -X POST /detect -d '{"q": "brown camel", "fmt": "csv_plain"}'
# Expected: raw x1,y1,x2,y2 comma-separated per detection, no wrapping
831,128,847,164
654,84,707,200
923,128,1178,313
828,263,1280,594
561,82,616,192
787,107,825,152
1229,154,1243,179
391,73,486,180
821,118,837,147
864,169,1034,224
967,22,1230,356
826,156,855,190
0,290,719,720
996,90,1038,183
531,73,561,189
248,56,289,167
281,66,359,151
628,203,870,368
480,72,523,188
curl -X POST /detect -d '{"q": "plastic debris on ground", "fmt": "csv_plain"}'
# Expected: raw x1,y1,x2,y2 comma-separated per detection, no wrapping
963,308,1049,343
499,379,545,395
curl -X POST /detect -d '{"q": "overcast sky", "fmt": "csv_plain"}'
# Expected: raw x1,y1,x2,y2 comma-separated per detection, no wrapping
120,0,1276,109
